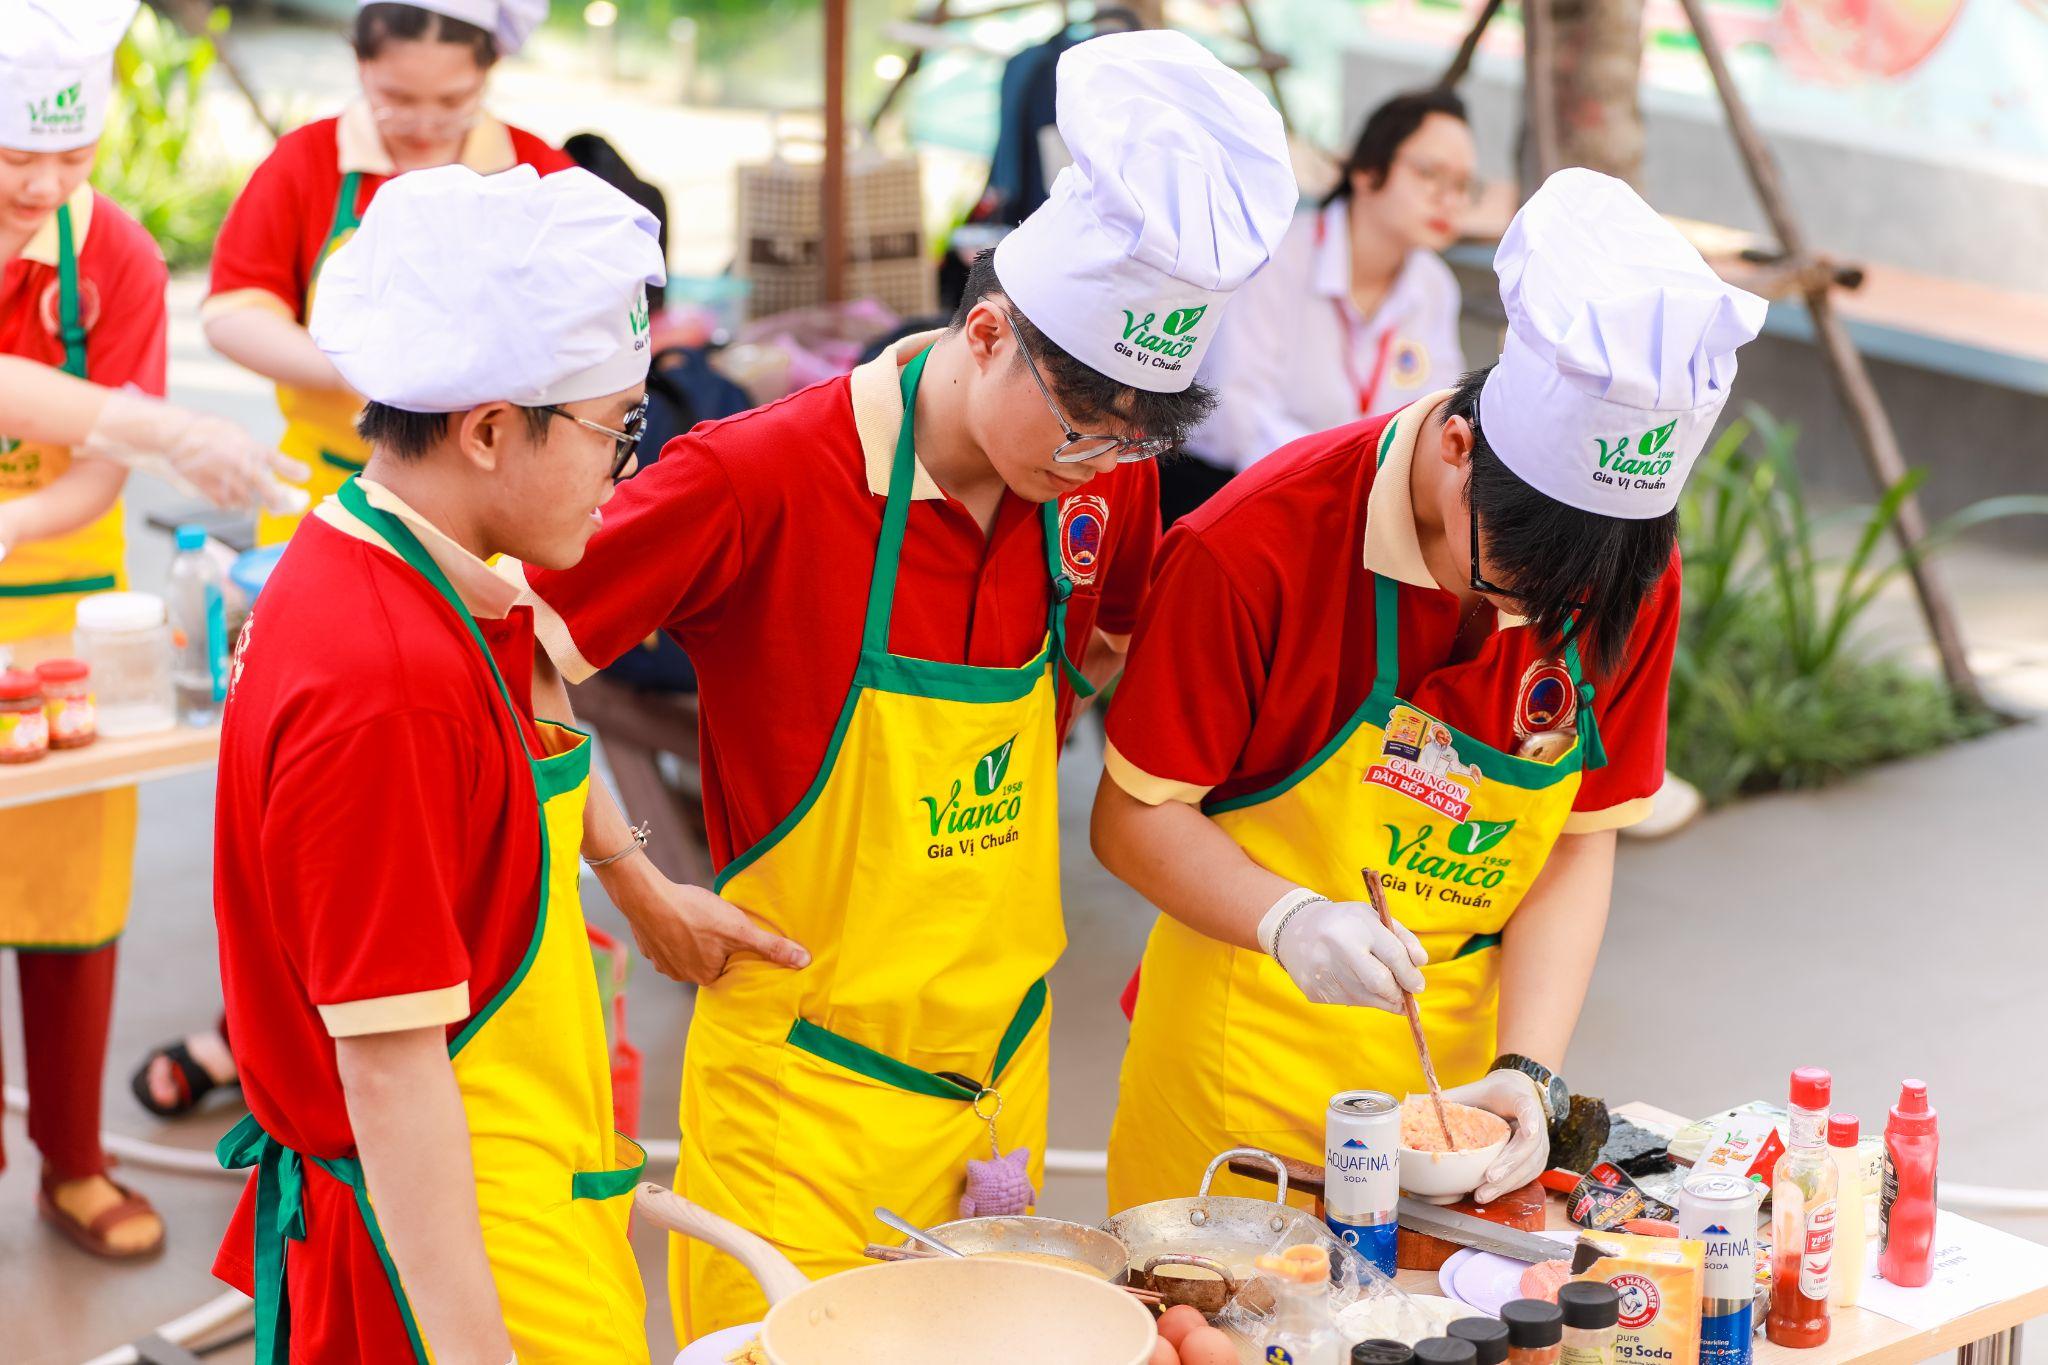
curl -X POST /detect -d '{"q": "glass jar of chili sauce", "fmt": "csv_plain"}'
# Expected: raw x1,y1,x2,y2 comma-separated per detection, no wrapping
0,669,50,764
34,658,97,749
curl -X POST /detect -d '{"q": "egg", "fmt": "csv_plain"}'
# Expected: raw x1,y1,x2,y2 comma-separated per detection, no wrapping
1157,1305,1207,1349
1148,1336,1181,1365
1178,1324,1238,1365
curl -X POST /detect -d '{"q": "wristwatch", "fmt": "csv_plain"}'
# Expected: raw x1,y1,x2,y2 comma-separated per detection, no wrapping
1491,1053,1569,1127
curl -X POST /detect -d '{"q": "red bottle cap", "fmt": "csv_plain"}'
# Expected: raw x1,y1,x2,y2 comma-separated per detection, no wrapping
33,658,88,683
1790,1066,1832,1110
1891,1079,1937,1133
1829,1114,1860,1146
0,669,40,701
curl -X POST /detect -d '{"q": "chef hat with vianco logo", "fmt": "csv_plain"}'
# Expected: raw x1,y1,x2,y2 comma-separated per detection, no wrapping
0,0,140,153
1478,168,1768,518
357,0,550,56
309,164,665,413
992,29,1297,395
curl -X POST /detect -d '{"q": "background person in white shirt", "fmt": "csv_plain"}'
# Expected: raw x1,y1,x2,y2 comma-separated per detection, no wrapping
1162,88,1476,526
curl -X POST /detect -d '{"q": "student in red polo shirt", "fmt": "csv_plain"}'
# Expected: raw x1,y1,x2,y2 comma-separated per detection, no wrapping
1093,170,1770,1234
509,32,1299,1339
211,164,663,1363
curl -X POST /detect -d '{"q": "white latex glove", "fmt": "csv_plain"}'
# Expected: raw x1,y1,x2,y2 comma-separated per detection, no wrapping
80,388,311,516
1442,1068,1552,1204
1260,889,1427,1012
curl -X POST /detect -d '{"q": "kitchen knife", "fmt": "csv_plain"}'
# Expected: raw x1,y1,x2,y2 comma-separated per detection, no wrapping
1397,1197,1571,1264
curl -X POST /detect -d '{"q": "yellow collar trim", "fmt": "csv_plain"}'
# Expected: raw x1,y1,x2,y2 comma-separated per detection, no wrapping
20,183,94,268
313,476,523,621
335,99,519,177
849,329,945,501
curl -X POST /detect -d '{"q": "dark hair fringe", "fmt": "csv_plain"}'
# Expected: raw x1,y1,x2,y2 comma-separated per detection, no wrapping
1446,367,1677,676
947,250,1218,448
1325,87,1469,207
353,2,499,66
356,402,553,460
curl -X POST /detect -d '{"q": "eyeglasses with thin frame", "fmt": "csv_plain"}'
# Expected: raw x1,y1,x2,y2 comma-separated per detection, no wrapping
1469,500,1589,618
365,93,484,141
1002,308,1176,465
538,397,648,482
1397,153,1479,207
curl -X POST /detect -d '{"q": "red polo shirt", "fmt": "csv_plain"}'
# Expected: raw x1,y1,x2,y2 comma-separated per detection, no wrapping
1106,394,1677,829
205,105,572,324
0,185,165,390
517,333,1160,872
212,481,550,1351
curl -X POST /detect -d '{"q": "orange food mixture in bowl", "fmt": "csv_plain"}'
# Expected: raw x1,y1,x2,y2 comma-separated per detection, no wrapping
1399,1097,1510,1153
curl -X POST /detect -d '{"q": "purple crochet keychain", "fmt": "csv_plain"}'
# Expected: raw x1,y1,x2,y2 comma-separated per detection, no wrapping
959,1088,1035,1218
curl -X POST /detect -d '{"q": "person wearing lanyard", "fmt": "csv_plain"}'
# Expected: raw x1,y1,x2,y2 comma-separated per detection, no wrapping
199,0,562,551
1162,89,1476,527
1093,170,1767,1214
504,31,1295,1340
0,0,176,1261
209,164,663,1363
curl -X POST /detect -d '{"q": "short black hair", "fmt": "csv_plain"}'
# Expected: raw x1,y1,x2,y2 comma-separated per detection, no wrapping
353,2,499,67
1325,88,1468,206
948,250,1217,449
1447,367,1677,676
356,402,553,461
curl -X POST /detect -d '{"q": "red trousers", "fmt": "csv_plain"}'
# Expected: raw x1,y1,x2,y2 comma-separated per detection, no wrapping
2,943,116,1181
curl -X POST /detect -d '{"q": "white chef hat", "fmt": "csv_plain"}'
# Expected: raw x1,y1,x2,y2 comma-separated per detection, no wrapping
993,30,1296,395
310,164,665,413
1478,168,1767,518
358,0,548,57
0,1,139,153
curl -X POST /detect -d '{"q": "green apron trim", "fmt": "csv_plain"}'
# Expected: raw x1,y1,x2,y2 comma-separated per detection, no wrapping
0,573,118,598
325,172,365,258
1455,931,1503,958
571,1134,650,1201
319,448,368,473
786,978,1047,1101
715,343,1082,890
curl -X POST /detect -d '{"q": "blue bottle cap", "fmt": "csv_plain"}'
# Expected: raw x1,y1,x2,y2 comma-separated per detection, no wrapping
175,524,208,552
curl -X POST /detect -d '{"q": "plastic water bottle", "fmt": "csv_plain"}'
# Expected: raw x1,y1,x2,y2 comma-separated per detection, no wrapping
167,524,229,726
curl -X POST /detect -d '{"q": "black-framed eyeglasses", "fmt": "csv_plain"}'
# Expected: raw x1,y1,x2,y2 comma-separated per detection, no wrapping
1002,308,1176,465
1469,501,1588,617
539,397,648,481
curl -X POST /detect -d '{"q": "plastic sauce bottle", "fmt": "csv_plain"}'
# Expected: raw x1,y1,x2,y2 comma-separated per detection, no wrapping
1501,1299,1564,1365
167,524,229,727
1253,1244,1343,1365
1828,1113,1867,1308
1557,1282,1619,1365
1768,1066,1838,1347
1880,1079,1939,1287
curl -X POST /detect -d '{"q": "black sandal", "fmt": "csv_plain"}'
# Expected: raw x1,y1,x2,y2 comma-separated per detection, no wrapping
129,1039,239,1119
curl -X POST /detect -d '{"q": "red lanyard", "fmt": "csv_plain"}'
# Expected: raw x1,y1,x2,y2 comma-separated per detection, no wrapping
1316,212,1399,416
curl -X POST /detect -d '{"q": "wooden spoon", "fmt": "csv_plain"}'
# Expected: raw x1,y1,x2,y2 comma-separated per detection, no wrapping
1362,866,1454,1150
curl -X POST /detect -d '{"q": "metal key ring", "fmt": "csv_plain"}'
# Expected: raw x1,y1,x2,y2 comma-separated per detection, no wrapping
973,1088,1004,1123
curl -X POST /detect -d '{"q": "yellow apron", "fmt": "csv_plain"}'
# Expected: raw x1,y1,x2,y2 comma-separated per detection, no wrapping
255,171,368,547
1105,419,1606,1214
0,201,137,950
217,477,648,1364
671,344,1086,1339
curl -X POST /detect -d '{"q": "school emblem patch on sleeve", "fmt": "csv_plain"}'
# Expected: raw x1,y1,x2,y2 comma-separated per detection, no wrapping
1513,658,1578,741
1059,494,1109,587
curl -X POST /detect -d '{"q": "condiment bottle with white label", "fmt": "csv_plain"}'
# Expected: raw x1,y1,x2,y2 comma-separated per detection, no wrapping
1829,1113,1867,1308
1767,1066,1838,1347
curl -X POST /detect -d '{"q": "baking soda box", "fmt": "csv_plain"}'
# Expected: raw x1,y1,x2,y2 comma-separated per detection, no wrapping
1575,1231,1705,1365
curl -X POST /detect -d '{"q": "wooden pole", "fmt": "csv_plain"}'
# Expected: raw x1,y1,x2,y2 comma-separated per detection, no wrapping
1671,0,1984,709
822,0,848,304
161,0,280,142
1522,0,1559,191
1438,0,1505,89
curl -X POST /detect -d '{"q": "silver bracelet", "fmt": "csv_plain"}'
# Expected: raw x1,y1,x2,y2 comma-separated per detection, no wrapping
584,821,650,870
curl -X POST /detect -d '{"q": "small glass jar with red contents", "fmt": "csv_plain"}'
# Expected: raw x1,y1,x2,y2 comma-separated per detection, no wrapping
0,669,50,764
34,658,97,749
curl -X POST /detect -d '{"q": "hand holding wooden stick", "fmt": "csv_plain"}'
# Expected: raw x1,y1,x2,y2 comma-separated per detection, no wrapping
1362,866,1453,1150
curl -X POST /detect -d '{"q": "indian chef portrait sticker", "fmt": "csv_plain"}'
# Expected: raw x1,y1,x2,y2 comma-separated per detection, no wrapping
1367,704,1482,822
1060,494,1108,588
1513,658,1577,742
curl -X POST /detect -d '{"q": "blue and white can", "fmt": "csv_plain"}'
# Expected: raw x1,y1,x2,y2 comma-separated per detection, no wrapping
1681,1171,1758,1365
1325,1089,1401,1275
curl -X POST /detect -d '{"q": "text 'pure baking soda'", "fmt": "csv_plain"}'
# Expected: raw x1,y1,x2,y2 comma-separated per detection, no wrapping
1326,1089,1401,1276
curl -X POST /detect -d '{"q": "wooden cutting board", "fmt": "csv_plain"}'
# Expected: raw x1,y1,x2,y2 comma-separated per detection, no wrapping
1225,1154,1548,1271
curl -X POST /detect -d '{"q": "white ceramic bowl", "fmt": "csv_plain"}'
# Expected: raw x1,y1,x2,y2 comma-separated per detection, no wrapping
1398,1099,1511,1204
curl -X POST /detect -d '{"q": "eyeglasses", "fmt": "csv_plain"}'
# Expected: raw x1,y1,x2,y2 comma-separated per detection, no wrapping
1396,154,1479,206
1469,501,1588,617
538,398,648,481
1002,308,1176,465
366,93,484,141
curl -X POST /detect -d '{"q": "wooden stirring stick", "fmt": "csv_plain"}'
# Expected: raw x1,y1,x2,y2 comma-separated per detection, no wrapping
1361,866,1453,1151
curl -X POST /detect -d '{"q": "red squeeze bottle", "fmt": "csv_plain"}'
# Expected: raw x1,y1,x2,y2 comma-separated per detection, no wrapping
1880,1079,1940,1286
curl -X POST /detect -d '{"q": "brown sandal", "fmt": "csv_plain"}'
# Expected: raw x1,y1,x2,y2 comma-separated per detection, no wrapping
38,1174,166,1261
